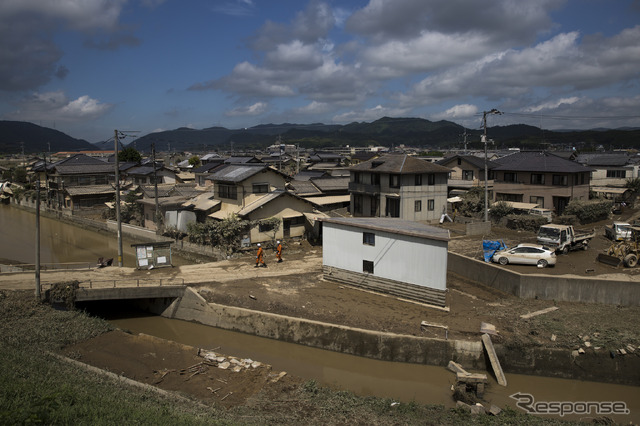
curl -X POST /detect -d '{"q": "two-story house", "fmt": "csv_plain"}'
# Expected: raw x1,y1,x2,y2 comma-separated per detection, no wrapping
491,151,593,214
348,154,451,222
437,154,494,197
206,164,316,242
46,154,116,210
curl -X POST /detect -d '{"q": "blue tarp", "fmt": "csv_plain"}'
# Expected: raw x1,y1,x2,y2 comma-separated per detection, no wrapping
483,240,507,263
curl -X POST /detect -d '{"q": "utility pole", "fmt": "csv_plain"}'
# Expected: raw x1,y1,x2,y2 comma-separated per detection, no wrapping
152,142,160,231
482,109,502,222
114,130,124,267
35,181,41,300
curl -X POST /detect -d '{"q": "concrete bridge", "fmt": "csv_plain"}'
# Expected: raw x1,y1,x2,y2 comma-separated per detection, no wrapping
43,278,187,306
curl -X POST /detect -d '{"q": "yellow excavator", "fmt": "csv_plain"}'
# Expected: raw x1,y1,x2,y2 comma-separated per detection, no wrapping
597,226,640,267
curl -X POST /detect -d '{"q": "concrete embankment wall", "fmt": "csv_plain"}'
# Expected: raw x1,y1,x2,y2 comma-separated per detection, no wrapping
167,287,485,368
448,252,640,306
163,288,640,386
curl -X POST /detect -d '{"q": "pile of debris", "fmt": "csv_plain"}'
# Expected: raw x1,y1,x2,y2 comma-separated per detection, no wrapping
197,348,263,372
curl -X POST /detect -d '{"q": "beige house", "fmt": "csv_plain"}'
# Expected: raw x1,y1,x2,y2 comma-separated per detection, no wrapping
206,164,316,243
348,153,451,222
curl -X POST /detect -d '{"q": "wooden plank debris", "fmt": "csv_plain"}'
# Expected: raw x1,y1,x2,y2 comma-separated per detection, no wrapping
520,306,558,319
480,322,498,335
447,360,469,375
481,333,507,386
420,321,448,330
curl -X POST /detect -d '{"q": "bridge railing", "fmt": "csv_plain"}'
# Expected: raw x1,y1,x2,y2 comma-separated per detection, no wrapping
41,277,186,291
1,262,93,273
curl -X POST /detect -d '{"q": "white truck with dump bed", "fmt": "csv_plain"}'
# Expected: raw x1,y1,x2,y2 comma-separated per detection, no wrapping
604,222,632,241
536,224,596,254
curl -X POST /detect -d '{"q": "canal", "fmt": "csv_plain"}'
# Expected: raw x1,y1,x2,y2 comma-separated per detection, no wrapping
109,314,639,424
3,204,639,423
0,204,191,267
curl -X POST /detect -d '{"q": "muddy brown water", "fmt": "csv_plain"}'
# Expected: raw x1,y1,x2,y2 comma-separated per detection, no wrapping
0,204,190,267
111,315,640,424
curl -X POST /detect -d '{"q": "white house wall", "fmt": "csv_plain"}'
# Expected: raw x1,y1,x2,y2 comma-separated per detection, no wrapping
322,222,447,291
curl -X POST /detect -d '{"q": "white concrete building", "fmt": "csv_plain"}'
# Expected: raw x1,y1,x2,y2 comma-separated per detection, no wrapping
321,217,450,307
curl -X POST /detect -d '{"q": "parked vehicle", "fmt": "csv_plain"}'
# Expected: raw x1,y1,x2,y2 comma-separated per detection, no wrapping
536,224,595,254
529,207,553,223
604,222,632,241
598,226,640,267
492,243,556,268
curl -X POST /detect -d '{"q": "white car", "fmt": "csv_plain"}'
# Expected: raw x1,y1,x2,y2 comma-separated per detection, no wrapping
492,243,557,268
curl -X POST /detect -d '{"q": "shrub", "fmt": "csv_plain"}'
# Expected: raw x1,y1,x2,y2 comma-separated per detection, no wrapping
563,199,612,224
504,214,549,231
489,201,514,222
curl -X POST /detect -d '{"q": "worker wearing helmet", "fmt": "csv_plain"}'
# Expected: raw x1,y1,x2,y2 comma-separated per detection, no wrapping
275,240,283,263
255,243,266,267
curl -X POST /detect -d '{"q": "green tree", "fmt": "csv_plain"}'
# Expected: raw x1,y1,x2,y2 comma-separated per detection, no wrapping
188,156,201,168
118,147,142,163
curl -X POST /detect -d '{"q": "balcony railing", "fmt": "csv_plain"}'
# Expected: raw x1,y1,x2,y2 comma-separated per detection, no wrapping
348,182,380,194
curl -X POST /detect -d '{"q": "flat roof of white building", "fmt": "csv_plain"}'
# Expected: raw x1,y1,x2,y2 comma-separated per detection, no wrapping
320,217,450,242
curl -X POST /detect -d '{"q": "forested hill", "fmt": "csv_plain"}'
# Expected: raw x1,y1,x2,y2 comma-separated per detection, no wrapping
0,121,95,154
3,117,640,154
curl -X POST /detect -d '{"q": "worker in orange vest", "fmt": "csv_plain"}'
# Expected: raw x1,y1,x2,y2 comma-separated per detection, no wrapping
255,243,266,267
275,240,283,263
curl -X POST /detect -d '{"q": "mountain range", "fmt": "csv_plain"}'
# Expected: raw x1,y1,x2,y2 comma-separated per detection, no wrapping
2,118,640,155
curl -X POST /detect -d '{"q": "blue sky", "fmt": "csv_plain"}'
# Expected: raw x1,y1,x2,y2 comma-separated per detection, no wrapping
1,0,639,143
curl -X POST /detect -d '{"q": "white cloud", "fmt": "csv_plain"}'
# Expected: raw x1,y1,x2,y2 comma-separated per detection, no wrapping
524,97,581,113
332,105,410,123
294,101,331,115
226,102,268,117
265,40,324,71
432,104,478,120
4,91,112,122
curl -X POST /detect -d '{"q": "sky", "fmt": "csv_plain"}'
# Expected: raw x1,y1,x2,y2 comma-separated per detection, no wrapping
1,0,640,144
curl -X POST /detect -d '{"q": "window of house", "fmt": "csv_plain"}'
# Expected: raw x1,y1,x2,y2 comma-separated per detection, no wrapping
462,170,474,181
497,193,523,202
552,175,568,186
353,172,360,183
415,200,422,212
218,184,237,200
427,174,435,185
503,172,517,182
373,173,380,185
252,183,269,193
354,194,363,215
530,174,545,185
363,232,375,246
389,174,401,188
606,170,626,178
258,220,279,233
530,196,544,207
581,173,586,185
386,197,400,217
363,260,374,274
370,197,379,216
415,174,422,186
428,199,435,211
